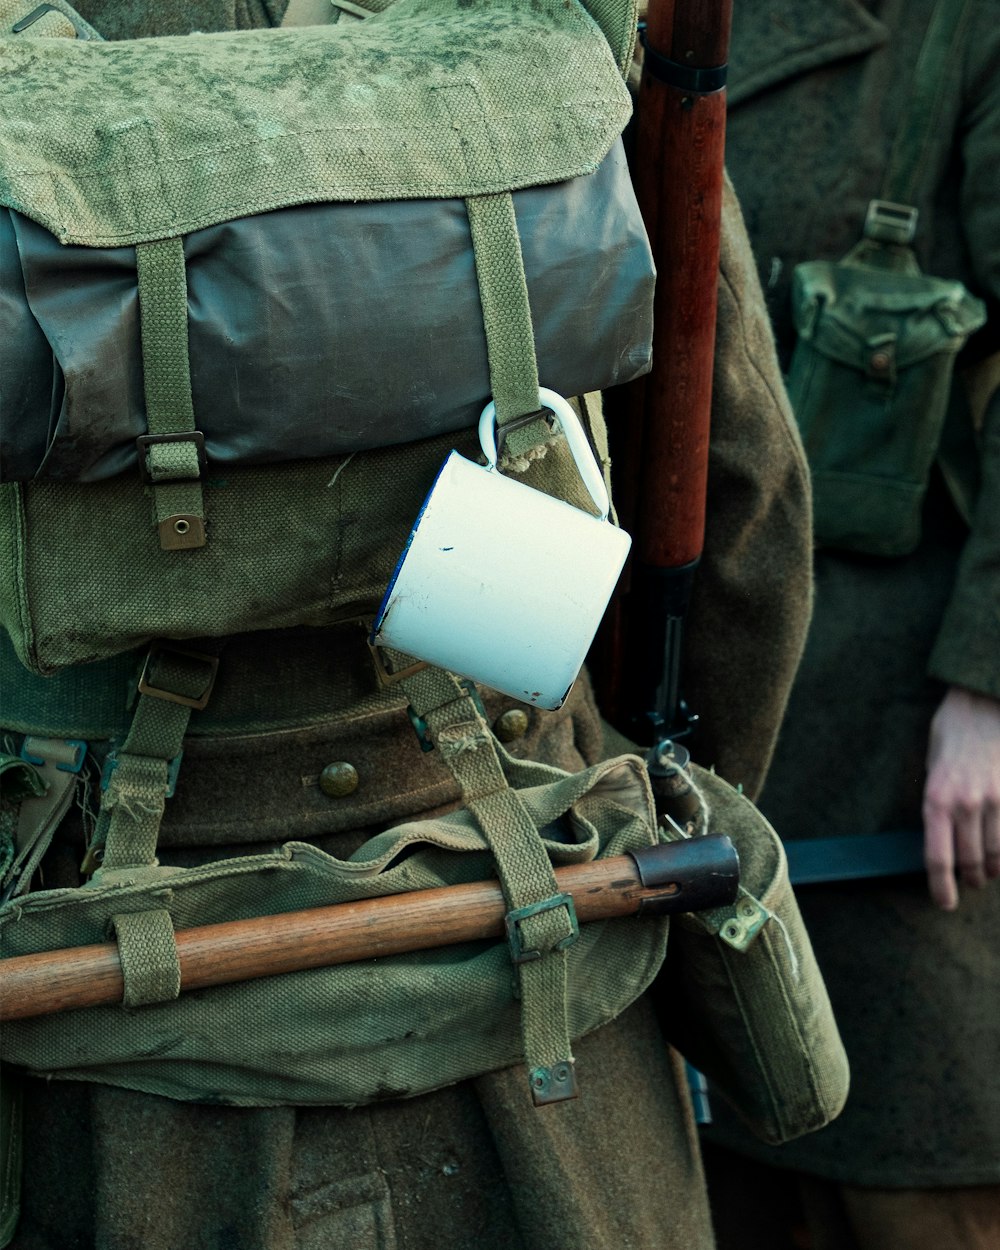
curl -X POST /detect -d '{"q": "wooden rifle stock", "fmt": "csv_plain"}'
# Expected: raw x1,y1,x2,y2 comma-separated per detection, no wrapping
591,0,733,744
0,837,738,1022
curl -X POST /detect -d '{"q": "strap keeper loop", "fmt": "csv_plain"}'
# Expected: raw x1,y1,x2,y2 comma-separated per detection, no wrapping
136,430,207,484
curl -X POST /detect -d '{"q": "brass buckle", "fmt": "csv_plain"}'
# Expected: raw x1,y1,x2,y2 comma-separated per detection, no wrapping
137,645,219,710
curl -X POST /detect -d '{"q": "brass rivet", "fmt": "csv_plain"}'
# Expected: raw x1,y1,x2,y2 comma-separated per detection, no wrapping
495,708,530,742
174,518,191,535
870,351,891,372
319,761,359,798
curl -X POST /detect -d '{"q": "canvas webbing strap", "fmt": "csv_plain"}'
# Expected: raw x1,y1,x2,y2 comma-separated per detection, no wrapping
135,237,208,551
401,664,579,1104
89,646,218,872
882,0,973,209
112,909,182,1006
465,193,553,460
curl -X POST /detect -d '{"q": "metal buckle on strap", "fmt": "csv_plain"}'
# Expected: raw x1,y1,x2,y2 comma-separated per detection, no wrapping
137,645,219,710
495,408,553,461
863,200,919,246
136,431,208,484
505,893,579,964
330,0,373,18
367,640,428,688
11,3,92,37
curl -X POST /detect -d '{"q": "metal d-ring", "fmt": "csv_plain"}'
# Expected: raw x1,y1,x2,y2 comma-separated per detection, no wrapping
477,388,611,522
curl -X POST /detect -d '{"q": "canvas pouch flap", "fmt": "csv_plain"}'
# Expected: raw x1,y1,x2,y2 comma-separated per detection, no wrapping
0,753,667,1107
786,252,986,557
657,766,850,1146
0,142,653,481
0,0,632,246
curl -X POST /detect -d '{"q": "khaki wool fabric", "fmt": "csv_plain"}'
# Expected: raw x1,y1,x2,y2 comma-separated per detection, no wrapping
2,1,816,1247
702,0,1000,1203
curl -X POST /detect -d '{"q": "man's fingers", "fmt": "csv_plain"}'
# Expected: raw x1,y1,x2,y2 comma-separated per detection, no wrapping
923,802,958,911
984,799,1000,880
953,801,986,890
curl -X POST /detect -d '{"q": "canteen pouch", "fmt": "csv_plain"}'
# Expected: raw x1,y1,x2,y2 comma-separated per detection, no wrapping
657,766,850,1145
0,751,668,1107
786,235,986,557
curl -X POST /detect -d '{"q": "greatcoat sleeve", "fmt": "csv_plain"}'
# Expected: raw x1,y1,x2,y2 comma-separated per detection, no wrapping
680,175,813,800
927,12,1000,701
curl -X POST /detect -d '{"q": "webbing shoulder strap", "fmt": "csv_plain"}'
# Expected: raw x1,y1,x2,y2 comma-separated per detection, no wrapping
883,0,973,207
401,665,580,1104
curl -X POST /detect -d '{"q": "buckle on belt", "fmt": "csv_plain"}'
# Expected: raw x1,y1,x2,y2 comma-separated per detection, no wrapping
137,645,219,710
505,893,579,964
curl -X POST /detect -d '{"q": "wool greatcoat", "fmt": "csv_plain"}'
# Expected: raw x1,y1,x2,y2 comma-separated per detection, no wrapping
703,0,1000,1193
3,2,816,1248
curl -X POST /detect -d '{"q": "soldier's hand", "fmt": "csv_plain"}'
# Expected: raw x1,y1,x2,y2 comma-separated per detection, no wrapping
923,686,1000,910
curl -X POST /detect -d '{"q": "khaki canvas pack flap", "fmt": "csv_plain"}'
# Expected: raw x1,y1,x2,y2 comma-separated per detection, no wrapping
0,0,632,246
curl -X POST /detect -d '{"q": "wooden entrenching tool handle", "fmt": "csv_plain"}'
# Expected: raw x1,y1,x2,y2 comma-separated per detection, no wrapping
0,837,738,1022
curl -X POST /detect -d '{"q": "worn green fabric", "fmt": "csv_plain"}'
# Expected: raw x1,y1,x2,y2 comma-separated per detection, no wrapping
657,768,849,1147
402,668,578,1098
706,0,1000,1189
465,192,542,430
0,0,630,247
787,242,985,556
0,416,615,675
0,4,819,1248
1,750,666,1106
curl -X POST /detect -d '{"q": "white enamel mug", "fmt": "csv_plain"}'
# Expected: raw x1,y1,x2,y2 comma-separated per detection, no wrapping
371,389,631,710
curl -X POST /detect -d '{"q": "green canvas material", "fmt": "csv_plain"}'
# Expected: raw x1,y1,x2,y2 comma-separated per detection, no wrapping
134,237,207,548
657,767,850,1147
784,0,986,559
0,0,631,247
400,666,578,1099
786,244,986,557
0,750,668,1107
0,416,605,676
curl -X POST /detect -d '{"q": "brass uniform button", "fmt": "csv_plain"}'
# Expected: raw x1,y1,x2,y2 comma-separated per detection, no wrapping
494,708,530,743
320,761,359,797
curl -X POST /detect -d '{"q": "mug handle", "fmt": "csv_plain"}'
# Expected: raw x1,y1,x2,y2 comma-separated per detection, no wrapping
478,388,611,522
